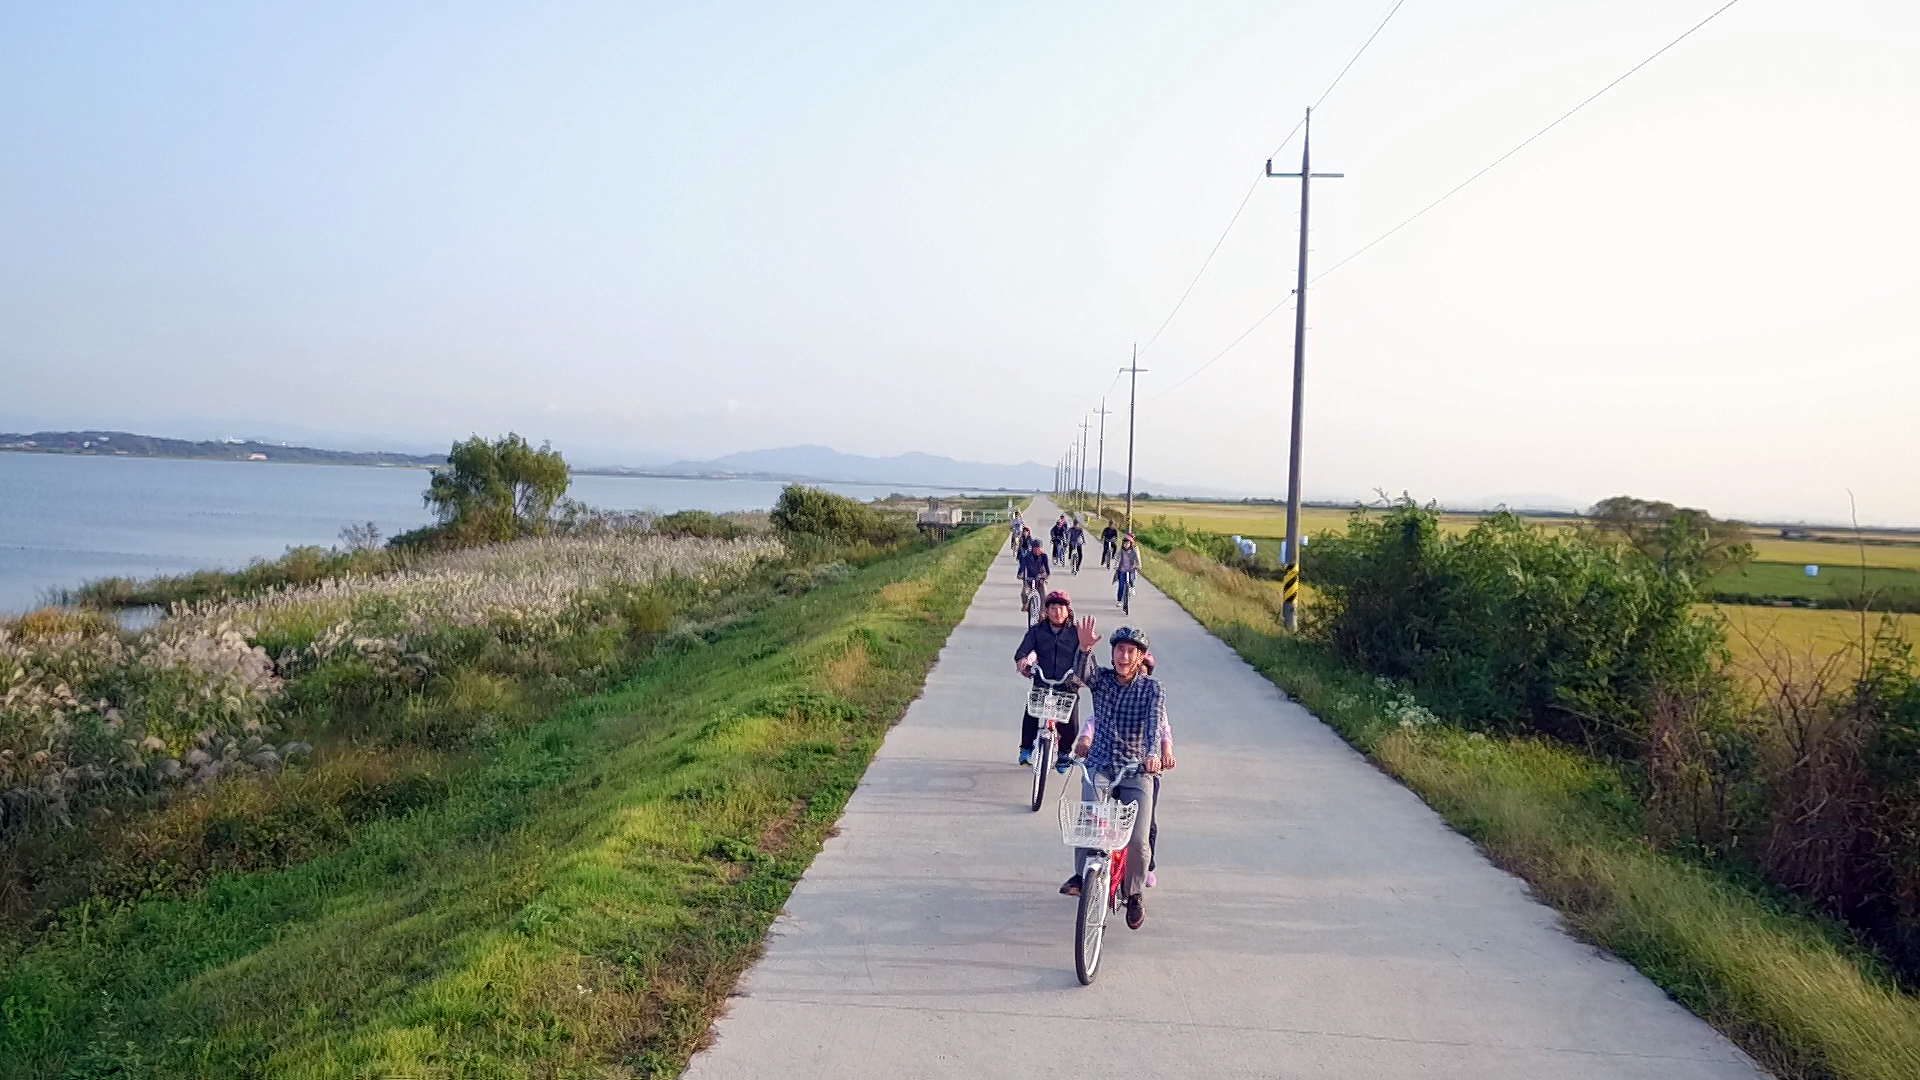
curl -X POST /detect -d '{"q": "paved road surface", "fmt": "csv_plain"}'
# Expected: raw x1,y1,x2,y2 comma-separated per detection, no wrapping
683,498,1764,1079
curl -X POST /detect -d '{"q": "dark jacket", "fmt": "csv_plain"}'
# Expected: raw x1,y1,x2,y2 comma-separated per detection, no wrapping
1067,525,1085,546
1050,521,1068,543
1101,525,1119,543
1014,617,1082,684
1018,547,1051,580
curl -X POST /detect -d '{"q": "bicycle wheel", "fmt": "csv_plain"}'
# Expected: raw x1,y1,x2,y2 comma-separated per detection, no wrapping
1028,727,1051,812
1075,857,1108,985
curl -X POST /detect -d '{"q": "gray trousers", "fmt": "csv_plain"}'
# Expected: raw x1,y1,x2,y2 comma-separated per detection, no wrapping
1073,769,1154,899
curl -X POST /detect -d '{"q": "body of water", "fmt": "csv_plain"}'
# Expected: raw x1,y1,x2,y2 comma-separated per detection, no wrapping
0,454,1010,614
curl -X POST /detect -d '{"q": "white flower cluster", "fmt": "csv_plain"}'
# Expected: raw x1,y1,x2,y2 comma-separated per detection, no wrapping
1375,676,1442,732
3,533,782,834
176,534,783,637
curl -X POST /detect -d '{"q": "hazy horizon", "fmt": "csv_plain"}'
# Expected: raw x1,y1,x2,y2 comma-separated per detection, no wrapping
4,1,1916,526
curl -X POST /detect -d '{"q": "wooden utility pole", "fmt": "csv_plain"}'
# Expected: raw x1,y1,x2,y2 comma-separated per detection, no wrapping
1265,107,1342,631
1092,400,1112,516
1077,418,1091,505
1120,345,1146,532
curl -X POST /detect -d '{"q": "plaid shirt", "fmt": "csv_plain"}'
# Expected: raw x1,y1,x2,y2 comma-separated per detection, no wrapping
1073,649,1169,770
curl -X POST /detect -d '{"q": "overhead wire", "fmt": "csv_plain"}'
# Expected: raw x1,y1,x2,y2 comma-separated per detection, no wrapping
1311,0,1747,284
1152,0,1749,401
1064,0,1412,478
1135,0,1409,361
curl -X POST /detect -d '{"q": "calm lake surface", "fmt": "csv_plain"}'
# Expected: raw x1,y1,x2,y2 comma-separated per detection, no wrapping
0,454,997,614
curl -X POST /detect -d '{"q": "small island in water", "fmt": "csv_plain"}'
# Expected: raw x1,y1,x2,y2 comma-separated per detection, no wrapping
0,430,445,468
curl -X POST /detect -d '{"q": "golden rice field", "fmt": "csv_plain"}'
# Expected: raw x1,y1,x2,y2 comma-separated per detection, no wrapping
1706,604,1920,687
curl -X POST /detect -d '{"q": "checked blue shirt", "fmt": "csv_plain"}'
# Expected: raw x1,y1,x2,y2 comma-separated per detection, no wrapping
1072,648,1169,770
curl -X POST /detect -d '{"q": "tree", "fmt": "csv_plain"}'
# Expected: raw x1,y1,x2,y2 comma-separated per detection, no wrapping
424,434,570,543
1585,496,1754,580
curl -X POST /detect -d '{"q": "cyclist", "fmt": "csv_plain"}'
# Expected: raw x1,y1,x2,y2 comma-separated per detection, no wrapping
1017,537,1050,616
1013,525,1034,578
1082,648,1168,888
1100,522,1119,567
1012,589,1082,768
1008,511,1024,553
1061,621,1175,930
1050,515,1068,564
1066,517,1086,573
1112,533,1141,607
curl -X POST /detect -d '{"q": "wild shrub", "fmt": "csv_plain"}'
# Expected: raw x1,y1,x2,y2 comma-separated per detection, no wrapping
1308,502,1724,752
655,510,746,540
770,485,912,547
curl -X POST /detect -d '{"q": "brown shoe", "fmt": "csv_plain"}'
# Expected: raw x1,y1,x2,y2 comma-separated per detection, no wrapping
1126,894,1144,929
1060,875,1082,896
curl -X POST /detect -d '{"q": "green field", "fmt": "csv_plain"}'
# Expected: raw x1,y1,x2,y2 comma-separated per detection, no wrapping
1078,500,1920,573
1709,561,1920,603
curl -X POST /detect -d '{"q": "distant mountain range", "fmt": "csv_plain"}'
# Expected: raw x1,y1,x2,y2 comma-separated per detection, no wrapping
586,444,1212,495
0,430,444,468
0,429,1224,498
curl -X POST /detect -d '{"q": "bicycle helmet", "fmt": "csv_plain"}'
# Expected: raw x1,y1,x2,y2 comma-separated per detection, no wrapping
1109,626,1150,651
1043,590,1072,608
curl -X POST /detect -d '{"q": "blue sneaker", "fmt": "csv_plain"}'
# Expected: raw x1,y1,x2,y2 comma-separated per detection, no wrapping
1055,756,1073,774
1018,749,1032,766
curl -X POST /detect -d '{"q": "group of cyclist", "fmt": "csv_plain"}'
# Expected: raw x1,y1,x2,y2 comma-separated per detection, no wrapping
1005,508,1172,932
1010,510,1141,613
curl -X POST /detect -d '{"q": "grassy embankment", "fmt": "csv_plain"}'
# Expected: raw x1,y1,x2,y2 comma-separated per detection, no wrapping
1138,545,1920,1080
0,526,1001,1077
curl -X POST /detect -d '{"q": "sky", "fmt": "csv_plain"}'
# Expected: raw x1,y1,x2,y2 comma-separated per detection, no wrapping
2,0,1916,524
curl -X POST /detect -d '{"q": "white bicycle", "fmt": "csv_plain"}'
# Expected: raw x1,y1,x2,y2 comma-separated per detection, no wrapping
1024,667,1077,813
1059,761,1143,985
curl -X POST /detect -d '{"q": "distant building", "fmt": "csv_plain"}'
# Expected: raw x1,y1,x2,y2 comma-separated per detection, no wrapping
247,453,268,461
1779,527,1813,540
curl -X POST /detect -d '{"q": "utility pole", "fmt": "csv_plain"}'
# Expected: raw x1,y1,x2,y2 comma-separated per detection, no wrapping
1119,344,1146,532
1077,418,1091,506
1092,400,1112,517
1265,106,1342,632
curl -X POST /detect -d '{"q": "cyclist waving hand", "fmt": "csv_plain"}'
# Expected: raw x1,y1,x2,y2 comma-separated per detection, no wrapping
1062,618,1174,930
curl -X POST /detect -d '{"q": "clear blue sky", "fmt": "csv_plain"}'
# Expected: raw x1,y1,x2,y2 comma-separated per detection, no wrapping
3,1,1916,523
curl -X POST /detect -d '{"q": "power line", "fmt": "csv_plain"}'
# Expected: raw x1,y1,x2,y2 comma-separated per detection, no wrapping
1149,294,1295,401
1134,0,1411,359
1312,0,1410,112
1151,0,1747,401
1314,0,1748,284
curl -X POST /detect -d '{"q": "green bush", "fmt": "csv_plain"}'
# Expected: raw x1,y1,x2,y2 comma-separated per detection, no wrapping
1307,502,1724,754
769,486,911,547
655,510,745,540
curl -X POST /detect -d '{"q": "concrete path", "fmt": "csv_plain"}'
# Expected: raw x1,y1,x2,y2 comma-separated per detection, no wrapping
683,498,1765,1079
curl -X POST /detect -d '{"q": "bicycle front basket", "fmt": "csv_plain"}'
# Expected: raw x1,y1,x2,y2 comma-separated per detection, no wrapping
1026,687,1076,724
1059,795,1138,850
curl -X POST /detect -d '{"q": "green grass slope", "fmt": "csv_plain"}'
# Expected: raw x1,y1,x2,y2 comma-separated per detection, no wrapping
0,528,1000,1079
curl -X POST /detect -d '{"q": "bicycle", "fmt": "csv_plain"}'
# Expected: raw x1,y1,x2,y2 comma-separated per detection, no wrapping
1023,666,1077,812
1118,569,1135,616
1059,761,1143,984
1100,539,1116,568
1068,543,1083,575
1020,577,1048,626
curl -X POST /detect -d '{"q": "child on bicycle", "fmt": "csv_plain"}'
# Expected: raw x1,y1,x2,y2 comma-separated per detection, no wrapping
1062,621,1175,930
1011,590,1081,768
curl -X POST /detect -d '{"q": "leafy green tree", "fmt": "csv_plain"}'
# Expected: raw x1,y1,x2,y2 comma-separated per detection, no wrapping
769,485,908,546
424,434,570,543
1586,496,1754,580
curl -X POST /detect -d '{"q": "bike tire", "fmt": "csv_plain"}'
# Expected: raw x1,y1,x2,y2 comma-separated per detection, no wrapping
1029,729,1051,811
1075,859,1107,985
